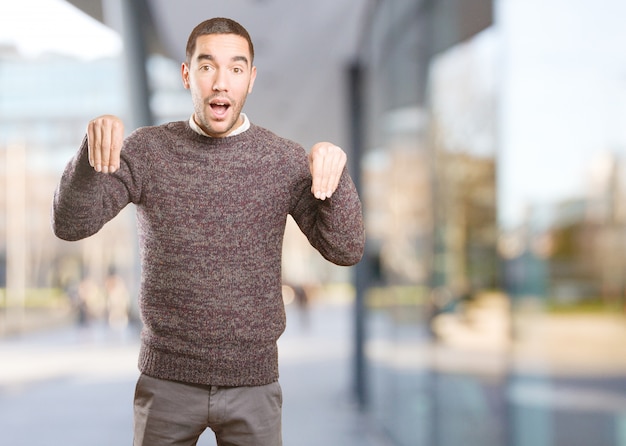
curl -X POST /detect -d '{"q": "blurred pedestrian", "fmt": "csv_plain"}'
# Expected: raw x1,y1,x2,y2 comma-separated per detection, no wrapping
293,284,311,330
104,269,130,331
76,276,103,326
52,17,364,446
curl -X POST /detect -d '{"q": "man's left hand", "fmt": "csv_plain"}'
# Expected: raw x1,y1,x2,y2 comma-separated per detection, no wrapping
309,142,347,200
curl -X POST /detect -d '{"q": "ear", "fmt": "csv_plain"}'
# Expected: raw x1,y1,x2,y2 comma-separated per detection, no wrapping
181,63,190,89
248,65,257,94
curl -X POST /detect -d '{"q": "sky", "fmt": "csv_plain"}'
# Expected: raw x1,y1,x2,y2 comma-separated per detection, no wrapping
0,0,121,60
497,0,626,227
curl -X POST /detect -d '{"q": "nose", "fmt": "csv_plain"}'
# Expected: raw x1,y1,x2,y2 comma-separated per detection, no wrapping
212,69,227,92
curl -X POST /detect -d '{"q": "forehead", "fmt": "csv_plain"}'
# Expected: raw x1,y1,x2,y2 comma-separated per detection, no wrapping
192,34,252,63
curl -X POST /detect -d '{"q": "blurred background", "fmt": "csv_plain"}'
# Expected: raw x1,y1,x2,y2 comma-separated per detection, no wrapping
1,0,626,445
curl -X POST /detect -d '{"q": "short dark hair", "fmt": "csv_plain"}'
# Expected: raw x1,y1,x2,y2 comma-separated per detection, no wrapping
185,17,255,64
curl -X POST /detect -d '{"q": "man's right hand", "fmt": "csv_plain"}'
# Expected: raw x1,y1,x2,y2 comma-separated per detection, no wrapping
87,115,124,174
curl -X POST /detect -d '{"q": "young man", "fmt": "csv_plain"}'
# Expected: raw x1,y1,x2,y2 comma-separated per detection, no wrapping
52,17,364,446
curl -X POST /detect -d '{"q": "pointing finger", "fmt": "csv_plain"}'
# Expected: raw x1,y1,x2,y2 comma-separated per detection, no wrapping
87,119,101,172
100,119,111,174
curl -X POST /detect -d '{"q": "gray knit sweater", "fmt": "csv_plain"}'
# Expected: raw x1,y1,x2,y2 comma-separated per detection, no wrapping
52,121,365,386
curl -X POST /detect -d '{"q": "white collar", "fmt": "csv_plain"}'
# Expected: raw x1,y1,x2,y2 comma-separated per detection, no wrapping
188,113,250,137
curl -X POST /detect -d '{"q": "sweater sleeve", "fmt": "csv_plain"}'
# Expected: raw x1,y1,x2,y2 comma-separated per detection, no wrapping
290,158,365,266
51,134,143,241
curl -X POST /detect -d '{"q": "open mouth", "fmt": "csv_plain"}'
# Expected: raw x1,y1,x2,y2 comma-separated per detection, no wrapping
210,99,231,118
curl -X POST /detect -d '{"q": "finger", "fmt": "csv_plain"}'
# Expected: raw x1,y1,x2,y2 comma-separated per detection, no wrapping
316,145,345,199
310,148,327,200
325,149,346,198
87,119,102,172
87,121,95,168
320,148,338,196
99,119,112,174
317,151,332,200
109,119,124,173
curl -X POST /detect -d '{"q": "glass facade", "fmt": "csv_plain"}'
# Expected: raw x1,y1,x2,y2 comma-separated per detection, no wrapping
361,1,626,445
0,50,136,328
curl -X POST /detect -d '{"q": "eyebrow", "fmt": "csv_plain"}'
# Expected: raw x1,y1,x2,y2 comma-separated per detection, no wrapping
196,54,250,65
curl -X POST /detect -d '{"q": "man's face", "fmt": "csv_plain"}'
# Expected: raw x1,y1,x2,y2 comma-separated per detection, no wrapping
182,34,257,138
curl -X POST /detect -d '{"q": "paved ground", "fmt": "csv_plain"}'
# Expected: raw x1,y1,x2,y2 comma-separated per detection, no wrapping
4,297,626,446
0,300,390,446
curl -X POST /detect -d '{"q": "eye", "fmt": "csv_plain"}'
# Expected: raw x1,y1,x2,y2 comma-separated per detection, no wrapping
233,67,244,74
